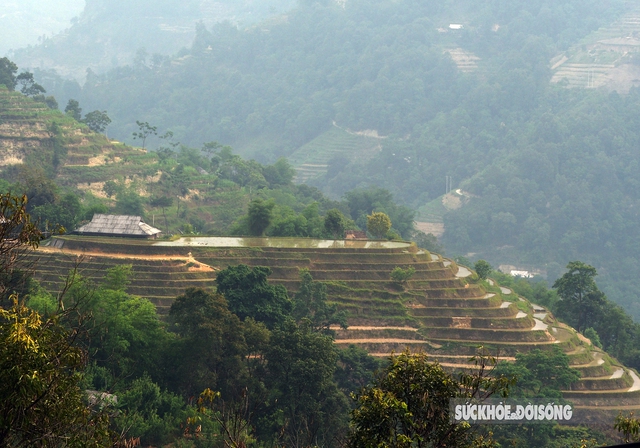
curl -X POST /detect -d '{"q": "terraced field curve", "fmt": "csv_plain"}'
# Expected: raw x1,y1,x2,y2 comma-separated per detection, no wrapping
30,235,640,420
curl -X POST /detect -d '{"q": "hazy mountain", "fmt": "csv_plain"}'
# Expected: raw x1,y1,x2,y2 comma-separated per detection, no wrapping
11,0,296,80
0,0,84,56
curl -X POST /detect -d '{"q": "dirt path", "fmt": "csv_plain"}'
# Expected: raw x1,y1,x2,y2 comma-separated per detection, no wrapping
331,326,418,331
334,339,426,344
38,247,214,272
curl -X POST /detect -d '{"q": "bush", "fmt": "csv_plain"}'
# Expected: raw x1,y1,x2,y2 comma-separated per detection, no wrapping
474,259,492,280
390,266,416,283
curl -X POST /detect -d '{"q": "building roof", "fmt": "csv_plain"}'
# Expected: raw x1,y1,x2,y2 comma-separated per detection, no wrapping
75,214,161,237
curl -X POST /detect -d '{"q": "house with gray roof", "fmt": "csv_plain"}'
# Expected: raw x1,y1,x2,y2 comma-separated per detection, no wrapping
74,214,162,239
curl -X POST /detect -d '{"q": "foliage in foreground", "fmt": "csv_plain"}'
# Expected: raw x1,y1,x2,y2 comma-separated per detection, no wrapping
348,349,513,448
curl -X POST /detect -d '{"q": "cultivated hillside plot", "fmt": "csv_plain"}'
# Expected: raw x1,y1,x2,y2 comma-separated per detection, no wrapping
31,235,640,421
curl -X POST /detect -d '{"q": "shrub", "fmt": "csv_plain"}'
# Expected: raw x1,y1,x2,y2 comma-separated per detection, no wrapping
390,266,416,283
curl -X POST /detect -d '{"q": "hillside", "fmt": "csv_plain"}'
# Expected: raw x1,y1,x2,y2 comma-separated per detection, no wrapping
11,0,296,80
29,234,640,422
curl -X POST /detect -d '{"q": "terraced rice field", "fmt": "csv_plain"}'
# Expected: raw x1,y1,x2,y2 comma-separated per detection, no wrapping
29,234,640,418
287,126,382,183
551,3,640,90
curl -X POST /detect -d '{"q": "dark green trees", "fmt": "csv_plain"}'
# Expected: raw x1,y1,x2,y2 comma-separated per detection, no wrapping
168,288,247,397
215,264,292,328
247,199,275,236
0,299,113,447
474,259,492,280
348,350,512,448
324,208,346,238
0,58,17,90
553,261,606,332
83,110,112,133
64,99,82,121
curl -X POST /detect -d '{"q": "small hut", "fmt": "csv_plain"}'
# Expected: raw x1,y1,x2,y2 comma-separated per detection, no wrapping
345,230,368,240
74,214,162,239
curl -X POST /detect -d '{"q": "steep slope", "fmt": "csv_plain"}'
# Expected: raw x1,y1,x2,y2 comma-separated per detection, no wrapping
0,85,154,187
29,234,640,420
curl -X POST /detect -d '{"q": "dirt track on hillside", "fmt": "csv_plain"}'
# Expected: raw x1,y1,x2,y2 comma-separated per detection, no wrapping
38,247,214,272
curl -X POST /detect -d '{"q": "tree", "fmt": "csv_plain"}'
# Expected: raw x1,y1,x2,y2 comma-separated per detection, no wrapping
553,261,606,332
324,208,346,238
150,196,173,234
0,297,114,446
83,110,112,134
263,319,349,447
168,288,247,398
247,198,274,236
64,99,82,121
390,266,416,284
0,57,18,90
0,193,43,300
15,72,45,97
216,264,292,329
262,157,296,187
115,190,145,216
474,259,492,280
615,412,640,443
292,269,347,333
348,349,513,448
493,346,580,397
132,120,157,150
367,211,391,239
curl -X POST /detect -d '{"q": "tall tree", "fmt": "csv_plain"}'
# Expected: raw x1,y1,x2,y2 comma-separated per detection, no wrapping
292,269,347,334
15,72,45,97
367,211,391,239
0,193,42,300
132,120,157,150
348,349,512,448
83,110,112,134
215,264,292,329
64,99,82,121
553,261,606,332
264,319,349,447
168,288,247,398
0,57,18,90
247,198,274,236
0,298,114,447
324,208,346,238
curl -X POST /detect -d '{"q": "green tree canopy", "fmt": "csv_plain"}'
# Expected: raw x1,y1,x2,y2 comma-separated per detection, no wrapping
553,261,606,332
0,57,17,90
64,99,82,121
292,268,347,333
247,198,275,236
367,211,391,239
324,208,346,238
0,298,114,446
474,259,492,280
168,287,247,398
15,72,45,97
348,349,513,448
83,110,111,134
215,264,292,329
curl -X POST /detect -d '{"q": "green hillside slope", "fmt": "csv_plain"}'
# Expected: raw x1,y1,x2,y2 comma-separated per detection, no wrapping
29,234,640,422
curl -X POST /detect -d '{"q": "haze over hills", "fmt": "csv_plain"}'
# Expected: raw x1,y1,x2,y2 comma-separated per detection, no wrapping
11,0,296,80
0,0,84,56
11,0,640,323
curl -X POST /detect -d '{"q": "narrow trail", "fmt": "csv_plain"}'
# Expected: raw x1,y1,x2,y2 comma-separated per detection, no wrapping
629,370,640,392
37,247,214,271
